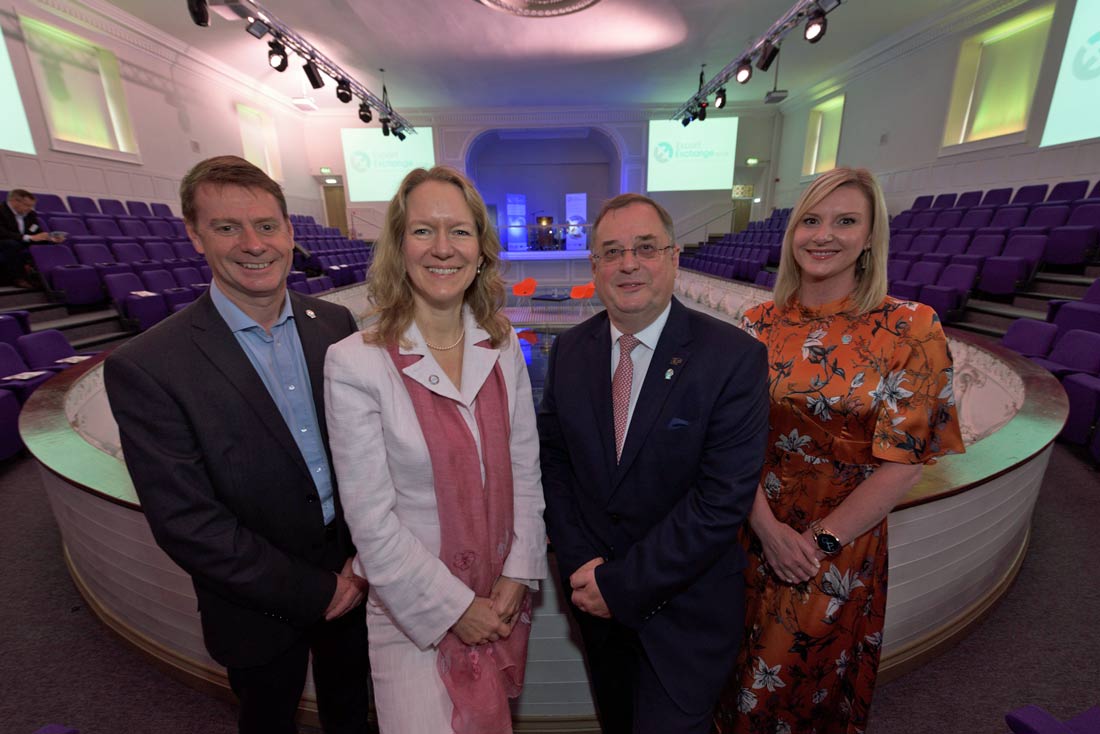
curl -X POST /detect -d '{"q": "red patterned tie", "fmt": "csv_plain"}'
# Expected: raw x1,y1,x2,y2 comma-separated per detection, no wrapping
613,333,640,463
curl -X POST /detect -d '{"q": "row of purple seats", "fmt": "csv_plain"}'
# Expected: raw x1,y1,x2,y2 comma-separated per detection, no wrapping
889,263,978,322
890,233,1047,296
44,213,187,244
1046,280,1100,322
31,193,177,220
753,270,777,289
0,342,54,402
288,275,336,295
104,268,213,331
687,246,771,282
906,180,1100,213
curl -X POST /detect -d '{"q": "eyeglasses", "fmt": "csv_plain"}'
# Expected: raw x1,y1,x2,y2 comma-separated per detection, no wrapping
592,243,675,264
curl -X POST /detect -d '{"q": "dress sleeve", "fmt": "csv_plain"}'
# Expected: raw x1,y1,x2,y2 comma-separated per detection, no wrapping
871,305,966,465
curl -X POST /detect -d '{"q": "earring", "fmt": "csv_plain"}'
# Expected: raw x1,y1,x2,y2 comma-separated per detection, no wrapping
857,248,871,272
476,264,483,275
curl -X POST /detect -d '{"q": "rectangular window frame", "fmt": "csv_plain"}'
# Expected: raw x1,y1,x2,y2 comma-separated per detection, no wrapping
801,94,845,180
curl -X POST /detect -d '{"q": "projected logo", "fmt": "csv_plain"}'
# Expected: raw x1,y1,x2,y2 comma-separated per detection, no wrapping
652,142,674,164
1073,31,1100,80
350,151,372,172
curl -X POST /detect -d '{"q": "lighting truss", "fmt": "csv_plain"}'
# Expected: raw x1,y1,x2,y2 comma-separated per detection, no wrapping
208,0,414,133
671,0,841,123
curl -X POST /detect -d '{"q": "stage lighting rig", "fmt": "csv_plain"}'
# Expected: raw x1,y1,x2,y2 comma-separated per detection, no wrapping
671,0,843,121
714,87,727,108
358,102,373,123
203,0,415,134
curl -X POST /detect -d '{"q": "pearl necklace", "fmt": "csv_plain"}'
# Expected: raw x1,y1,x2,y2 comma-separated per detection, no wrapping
424,327,465,351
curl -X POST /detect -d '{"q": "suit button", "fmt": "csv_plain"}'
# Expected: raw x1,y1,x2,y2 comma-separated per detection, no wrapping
306,495,317,503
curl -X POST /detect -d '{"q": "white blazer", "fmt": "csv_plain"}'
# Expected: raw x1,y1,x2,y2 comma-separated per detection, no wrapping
324,309,548,650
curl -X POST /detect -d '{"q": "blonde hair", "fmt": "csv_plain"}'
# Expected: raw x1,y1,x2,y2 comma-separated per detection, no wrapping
364,166,509,347
773,167,889,315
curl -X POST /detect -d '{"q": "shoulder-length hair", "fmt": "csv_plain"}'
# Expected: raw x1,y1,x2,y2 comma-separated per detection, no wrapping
773,167,889,315
364,165,510,348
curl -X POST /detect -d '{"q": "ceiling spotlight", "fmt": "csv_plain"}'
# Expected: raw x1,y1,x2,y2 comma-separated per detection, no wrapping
303,59,325,89
245,18,270,39
381,118,391,136
756,40,779,71
358,102,372,123
187,0,209,27
336,79,353,103
268,40,288,71
681,116,691,127
394,129,406,142
714,87,727,109
735,59,753,84
697,102,707,121
804,9,827,43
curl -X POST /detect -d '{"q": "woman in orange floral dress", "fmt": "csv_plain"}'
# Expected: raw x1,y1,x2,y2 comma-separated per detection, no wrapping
713,168,965,734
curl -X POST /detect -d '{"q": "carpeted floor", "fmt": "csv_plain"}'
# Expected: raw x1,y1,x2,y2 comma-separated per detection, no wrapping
0,445,1096,734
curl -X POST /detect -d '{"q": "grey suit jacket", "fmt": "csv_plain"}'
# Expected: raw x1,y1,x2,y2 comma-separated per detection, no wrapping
104,289,359,667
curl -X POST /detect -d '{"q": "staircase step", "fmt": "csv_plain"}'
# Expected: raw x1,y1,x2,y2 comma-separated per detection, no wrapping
949,320,1006,338
31,308,125,343
72,330,133,351
1034,272,1094,286
966,299,1045,320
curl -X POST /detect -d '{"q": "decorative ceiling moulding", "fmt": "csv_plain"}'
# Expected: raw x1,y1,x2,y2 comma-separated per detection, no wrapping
35,0,310,116
784,0,1030,108
471,0,602,18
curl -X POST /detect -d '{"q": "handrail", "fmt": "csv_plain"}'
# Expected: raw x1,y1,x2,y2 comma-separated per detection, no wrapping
677,207,738,245
350,210,384,241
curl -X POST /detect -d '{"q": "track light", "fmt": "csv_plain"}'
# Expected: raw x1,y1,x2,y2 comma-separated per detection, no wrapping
303,59,325,89
681,115,691,127
358,102,372,123
735,59,753,84
246,18,270,39
336,79,353,103
804,9,827,43
381,118,391,136
714,87,727,108
697,102,707,121
394,128,406,142
756,40,779,71
268,40,288,71
187,0,209,27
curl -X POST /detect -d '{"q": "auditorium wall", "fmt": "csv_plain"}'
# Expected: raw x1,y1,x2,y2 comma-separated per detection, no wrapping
771,0,1098,215
0,0,324,220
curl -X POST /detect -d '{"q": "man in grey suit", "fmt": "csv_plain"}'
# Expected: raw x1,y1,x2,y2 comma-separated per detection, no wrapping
105,156,370,734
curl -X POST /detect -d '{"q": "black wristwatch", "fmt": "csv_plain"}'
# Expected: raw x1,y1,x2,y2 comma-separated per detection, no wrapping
810,519,842,555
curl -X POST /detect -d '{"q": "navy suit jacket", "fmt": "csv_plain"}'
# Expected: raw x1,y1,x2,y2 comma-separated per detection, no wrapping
104,290,359,668
0,202,42,241
538,297,769,714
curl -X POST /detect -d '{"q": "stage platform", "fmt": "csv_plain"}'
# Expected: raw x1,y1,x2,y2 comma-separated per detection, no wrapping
22,276,1067,731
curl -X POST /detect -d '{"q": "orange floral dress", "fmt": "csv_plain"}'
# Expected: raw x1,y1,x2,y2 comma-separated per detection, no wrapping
713,295,965,734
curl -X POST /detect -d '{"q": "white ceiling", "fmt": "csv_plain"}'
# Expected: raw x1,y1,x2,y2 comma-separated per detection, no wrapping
101,0,965,112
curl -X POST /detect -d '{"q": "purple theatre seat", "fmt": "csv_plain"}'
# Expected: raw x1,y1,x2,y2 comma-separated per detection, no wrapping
910,195,934,210
946,207,995,238
1001,319,1059,359
1011,184,1048,206
981,188,1013,208
146,219,177,240
1046,280,1100,322
890,261,943,300
973,206,1030,238
111,241,162,275
1006,704,1100,734
170,240,200,262
1060,373,1100,444
954,233,1006,269
172,266,209,297
142,240,187,270
0,314,23,347
151,202,174,218
0,388,23,459
897,233,940,263
923,233,970,264
1014,204,1070,236
39,215,102,245
903,209,938,233
1052,301,1100,339
1041,180,1089,206
28,245,103,305
66,195,100,215
956,190,983,208
117,218,161,242
0,343,54,403
97,198,127,217
977,234,1047,295
919,264,978,322
1030,329,1100,378
889,233,914,259
103,272,169,331
930,193,957,209
287,280,310,294
2,310,30,333
891,211,914,230
72,243,133,281
125,200,155,218
33,193,68,213
923,207,965,235
171,220,188,238
86,218,137,243
886,259,911,284
16,329,98,372
141,269,196,310
1043,203,1100,265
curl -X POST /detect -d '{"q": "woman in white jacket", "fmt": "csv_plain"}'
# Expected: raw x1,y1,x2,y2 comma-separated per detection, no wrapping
324,165,547,734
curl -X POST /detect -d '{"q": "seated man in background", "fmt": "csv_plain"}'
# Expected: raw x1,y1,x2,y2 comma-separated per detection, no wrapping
0,189,57,288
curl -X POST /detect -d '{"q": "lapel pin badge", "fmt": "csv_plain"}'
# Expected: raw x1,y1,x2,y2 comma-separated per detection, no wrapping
429,374,440,385
665,368,674,380
670,357,683,365
305,309,316,319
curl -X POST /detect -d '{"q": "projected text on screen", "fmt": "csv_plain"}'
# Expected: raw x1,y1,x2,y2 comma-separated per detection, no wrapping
646,118,738,192
1041,1,1100,147
341,128,436,202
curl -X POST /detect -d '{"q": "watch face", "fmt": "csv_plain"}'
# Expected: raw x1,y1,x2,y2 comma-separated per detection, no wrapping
816,532,842,554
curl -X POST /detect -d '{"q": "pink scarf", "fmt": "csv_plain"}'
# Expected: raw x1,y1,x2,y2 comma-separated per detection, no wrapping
387,340,531,734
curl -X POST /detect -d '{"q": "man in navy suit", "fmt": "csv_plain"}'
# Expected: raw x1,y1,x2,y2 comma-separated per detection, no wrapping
538,193,768,733
0,189,54,287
